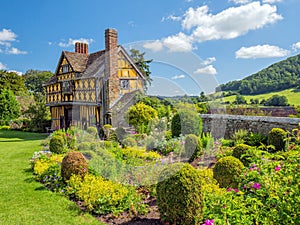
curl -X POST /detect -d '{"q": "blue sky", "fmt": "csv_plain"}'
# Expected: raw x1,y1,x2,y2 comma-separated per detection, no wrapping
0,0,300,96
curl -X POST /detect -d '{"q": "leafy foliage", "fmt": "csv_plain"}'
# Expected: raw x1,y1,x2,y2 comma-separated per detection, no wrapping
157,163,203,225
125,102,158,134
184,134,203,162
213,156,244,188
0,70,27,95
23,70,53,95
0,89,20,125
268,128,287,152
263,94,289,106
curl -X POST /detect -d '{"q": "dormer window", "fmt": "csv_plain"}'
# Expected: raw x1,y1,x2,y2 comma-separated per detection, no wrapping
62,64,69,73
120,79,129,89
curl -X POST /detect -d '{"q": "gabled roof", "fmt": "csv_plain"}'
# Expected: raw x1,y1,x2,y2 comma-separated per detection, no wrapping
64,51,89,72
45,45,146,86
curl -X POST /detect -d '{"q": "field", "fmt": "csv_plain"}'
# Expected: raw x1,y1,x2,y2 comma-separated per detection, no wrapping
0,130,101,225
213,88,300,106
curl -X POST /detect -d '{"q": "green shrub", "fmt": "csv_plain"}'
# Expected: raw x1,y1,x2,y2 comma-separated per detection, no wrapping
171,110,202,138
49,135,66,154
86,126,98,138
268,128,287,152
78,142,91,151
164,130,172,141
213,156,244,188
157,163,203,225
201,132,214,152
66,174,144,216
231,129,248,145
245,132,267,147
232,144,252,166
115,127,127,143
122,137,137,147
221,139,235,147
184,134,203,162
61,151,88,181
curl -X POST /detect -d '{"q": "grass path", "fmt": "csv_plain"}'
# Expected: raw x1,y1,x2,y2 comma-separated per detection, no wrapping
0,130,102,225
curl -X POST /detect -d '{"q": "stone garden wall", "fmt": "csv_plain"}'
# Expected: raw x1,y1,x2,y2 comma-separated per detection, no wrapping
200,114,300,139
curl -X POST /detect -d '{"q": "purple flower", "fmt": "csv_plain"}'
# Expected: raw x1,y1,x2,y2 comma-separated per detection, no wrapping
203,219,214,225
275,166,281,171
252,182,261,190
234,189,239,193
226,187,233,192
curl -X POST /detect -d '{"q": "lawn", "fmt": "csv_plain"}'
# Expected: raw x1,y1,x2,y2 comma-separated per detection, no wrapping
0,130,102,225
214,88,300,106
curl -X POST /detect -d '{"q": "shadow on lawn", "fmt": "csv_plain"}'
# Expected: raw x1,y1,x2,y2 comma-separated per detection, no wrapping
0,130,47,142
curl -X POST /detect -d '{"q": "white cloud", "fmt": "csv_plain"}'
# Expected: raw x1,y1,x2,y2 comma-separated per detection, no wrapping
161,15,182,22
235,44,290,59
8,70,23,75
0,62,6,70
202,57,216,65
229,0,251,4
194,65,217,75
292,42,300,51
143,40,164,52
58,38,94,48
171,74,185,80
162,32,193,52
262,0,282,3
0,29,17,46
6,47,27,55
182,2,282,42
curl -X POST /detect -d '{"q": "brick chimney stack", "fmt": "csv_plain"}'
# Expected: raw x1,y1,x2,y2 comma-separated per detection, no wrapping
105,28,118,51
75,42,88,54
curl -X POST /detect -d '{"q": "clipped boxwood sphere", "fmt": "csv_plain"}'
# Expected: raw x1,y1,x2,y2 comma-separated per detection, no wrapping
213,156,244,188
49,135,65,154
157,163,203,225
232,144,252,166
61,151,88,181
184,134,203,162
268,128,287,152
122,136,137,147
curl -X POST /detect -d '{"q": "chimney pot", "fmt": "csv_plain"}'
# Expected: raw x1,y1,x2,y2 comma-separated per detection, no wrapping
75,42,88,54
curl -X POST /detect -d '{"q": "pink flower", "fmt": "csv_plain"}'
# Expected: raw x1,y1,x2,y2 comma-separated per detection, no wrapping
252,182,261,190
275,166,281,171
203,219,214,225
234,189,239,193
226,187,233,192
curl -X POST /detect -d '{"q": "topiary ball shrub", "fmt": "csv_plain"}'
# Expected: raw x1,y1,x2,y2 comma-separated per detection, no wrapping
61,151,88,181
184,134,203,162
86,126,98,138
49,135,66,154
157,163,203,225
232,144,252,166
268,128,287,152
122,136,137,148
213,156,244,189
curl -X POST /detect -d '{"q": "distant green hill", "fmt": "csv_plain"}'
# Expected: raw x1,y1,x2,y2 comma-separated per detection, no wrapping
217,54,300,95
214,88,300,106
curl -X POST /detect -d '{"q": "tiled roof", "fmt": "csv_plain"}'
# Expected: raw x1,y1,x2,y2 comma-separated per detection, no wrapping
80,50,106,78
64,51,89,72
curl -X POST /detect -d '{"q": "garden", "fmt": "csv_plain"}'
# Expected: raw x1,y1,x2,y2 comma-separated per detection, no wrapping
21,98,300,224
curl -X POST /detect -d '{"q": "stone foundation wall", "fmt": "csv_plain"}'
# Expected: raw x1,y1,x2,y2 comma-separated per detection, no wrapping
200,114,300,139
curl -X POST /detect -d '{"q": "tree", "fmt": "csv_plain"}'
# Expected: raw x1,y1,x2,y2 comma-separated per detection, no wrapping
0,89,21,125
198,91,208,102
130,49,152,88
0,70,27,96
125,102,158,133
233,94,247,105
23,70,53,95
24,93,51,132
264,95,289,106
